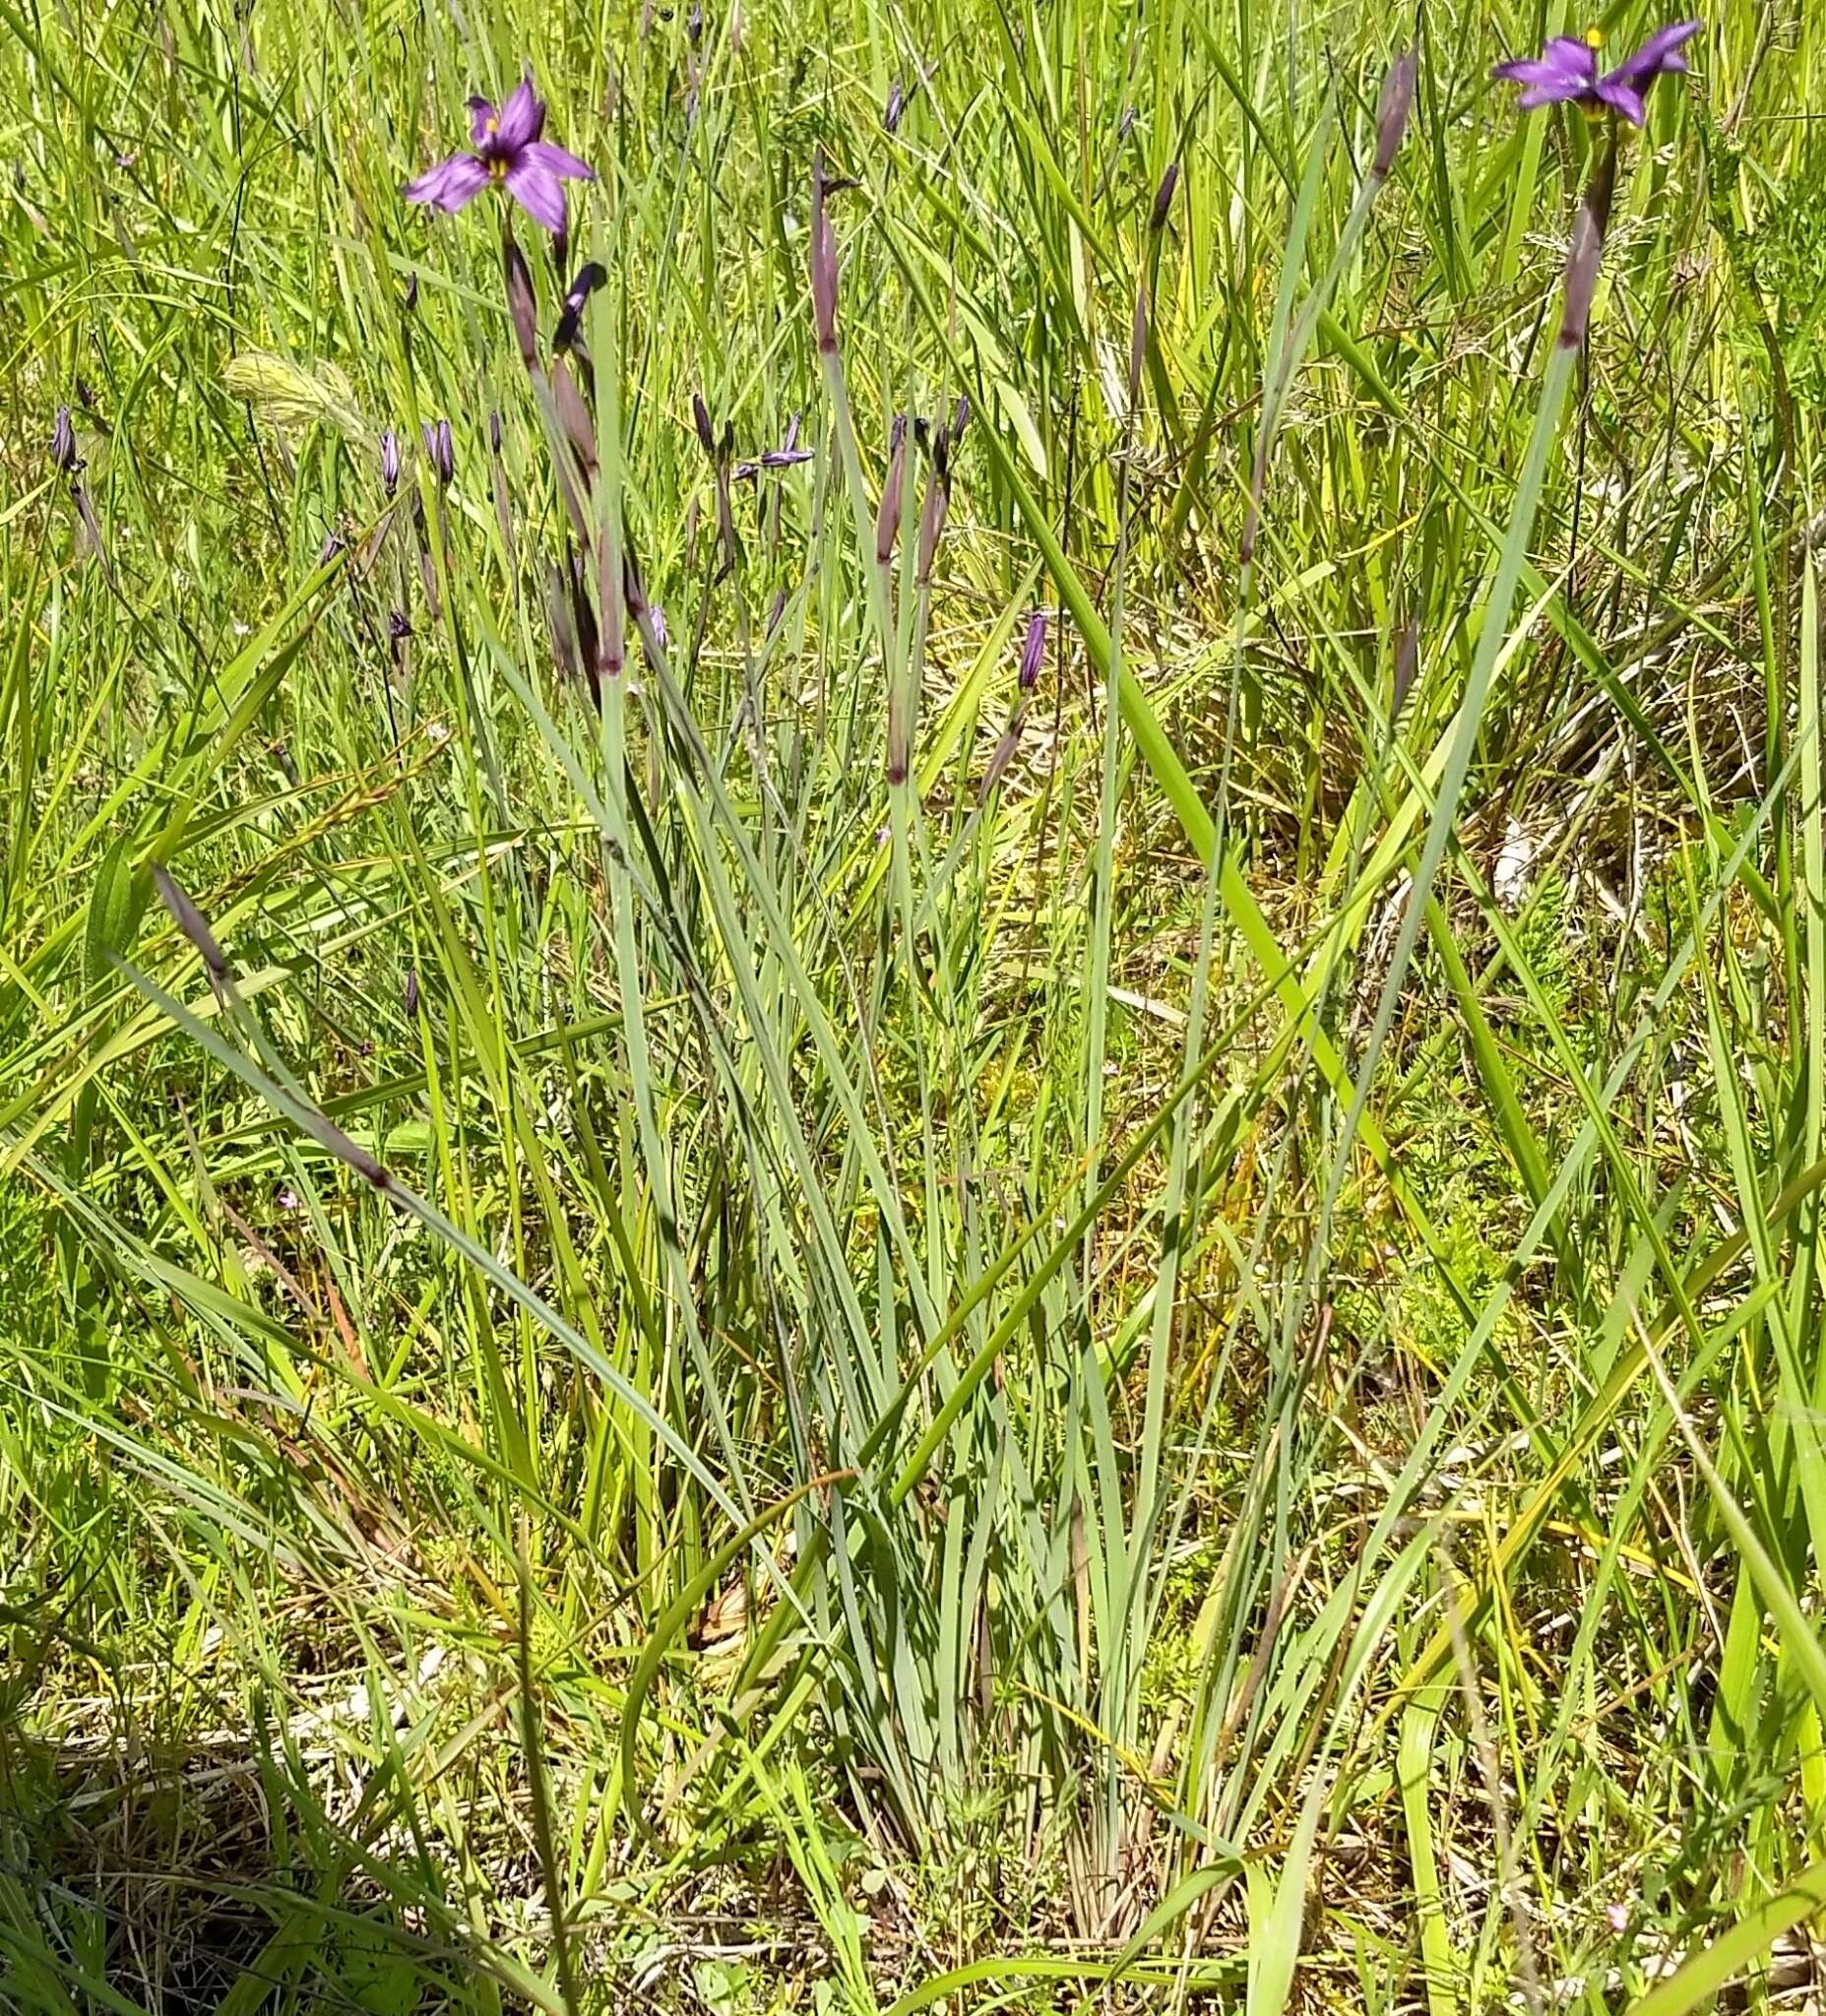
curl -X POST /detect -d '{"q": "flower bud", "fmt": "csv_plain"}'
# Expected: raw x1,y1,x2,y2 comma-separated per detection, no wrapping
503,233,539,369
489,408,504,456
380,428,401,495
693,391,718,458
1558,136,1617,350
404,967,419,1018
51,406,79,474
810,151,840,354
884,79,905,132
1149,160,1179,233
1372,48,1418,178
875,413,907,564
1019,609,1046,690
404,270,419,313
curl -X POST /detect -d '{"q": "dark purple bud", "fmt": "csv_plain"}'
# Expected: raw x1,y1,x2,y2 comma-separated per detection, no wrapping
884,78,906,132
915,459,949,587
1149,160,1179,233
554,261,605,353
978,723,1023,802
876,414,908,564
1392,615,1420,720
688,1,703,42
552,357,598,472
404,966,419,1018
810,151,839,354
767,588,787,637
1372,48,1418,178
51,406,79,474
1559,138,1617,350
1128,282,1149,402
388,608,412,643
504,233,539,370
423,418,454,485
1019,609,1046,689
489,409,504,456
380,428,401,495
153,866,229,983
404,270,419,312
693,391,717,458
950,394,970,444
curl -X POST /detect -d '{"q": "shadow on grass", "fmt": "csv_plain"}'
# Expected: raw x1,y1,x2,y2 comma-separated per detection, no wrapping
0,1718,521,2016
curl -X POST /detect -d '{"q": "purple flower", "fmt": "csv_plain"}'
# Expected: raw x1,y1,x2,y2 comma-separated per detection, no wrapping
380,428,401,494
1492,21,1700,126
884,79,906,133
406,74,597,237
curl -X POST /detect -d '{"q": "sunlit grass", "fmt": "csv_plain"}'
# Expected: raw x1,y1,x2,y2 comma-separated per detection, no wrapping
3,0,1823,2010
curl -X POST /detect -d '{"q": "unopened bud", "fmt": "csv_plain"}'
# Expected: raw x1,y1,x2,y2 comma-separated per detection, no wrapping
404,270,419,312
693,391,718,458
503,234,539,369
1558,137,1617,350
404,967,419,1018
1372,48,1418,178
51,405,79,474
876,413,908,563
810,151,840,354
884,79,906,132
379,428,401,495
489,409,504,456
1019,609,1046,689
1149,160,1179,233
915,462,949,586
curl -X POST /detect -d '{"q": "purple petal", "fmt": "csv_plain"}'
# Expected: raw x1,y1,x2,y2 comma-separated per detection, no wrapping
1607,20,1702,87
528,138,596,182
1494,57,1581,91
468,94,497,146
496,75,543,153
505,157,567,234
1593,77,1647,123
406,153,490,212
1515,77,1588,108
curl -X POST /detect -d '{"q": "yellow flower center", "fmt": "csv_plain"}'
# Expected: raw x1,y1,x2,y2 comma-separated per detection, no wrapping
485,113,499,134
489,158,507,184
1583,25,1606,48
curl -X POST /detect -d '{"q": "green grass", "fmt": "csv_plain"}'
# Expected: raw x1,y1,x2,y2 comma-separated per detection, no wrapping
4,0,1825,2008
